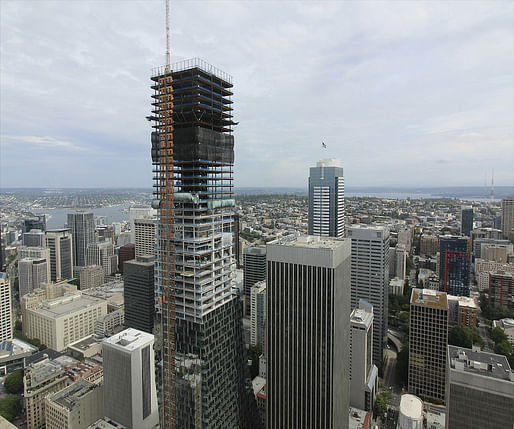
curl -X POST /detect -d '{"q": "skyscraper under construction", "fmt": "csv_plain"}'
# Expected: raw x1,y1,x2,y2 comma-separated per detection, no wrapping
151,58,260,429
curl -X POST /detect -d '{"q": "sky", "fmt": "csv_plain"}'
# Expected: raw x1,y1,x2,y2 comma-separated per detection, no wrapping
1,0,513,189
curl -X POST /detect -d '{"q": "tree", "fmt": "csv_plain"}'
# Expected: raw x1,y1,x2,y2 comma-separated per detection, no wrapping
494,340,512,357
448,326,472,349
247,345,262,379
491,327,508,344
374,394,387,418
4,369,23,394
0,395,21,422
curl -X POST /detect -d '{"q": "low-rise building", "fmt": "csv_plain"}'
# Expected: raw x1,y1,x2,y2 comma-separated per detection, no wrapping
492,318,514,348
68,336,104,360
79,265,105,290
389,277,404,296
446,346,514,429
95,309,124,338
45,380,104,429
23,292,107,352
447,295,478,327
0,338,38,375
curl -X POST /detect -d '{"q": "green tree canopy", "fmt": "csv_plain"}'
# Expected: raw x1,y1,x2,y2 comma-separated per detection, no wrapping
491,327,508,344
374,394,387,417
494,340,512,357
0,395,21,422
448,326,484,349
4,369,23,394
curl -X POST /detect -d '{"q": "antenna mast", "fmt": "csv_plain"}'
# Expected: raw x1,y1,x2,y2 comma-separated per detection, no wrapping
165,0,170,72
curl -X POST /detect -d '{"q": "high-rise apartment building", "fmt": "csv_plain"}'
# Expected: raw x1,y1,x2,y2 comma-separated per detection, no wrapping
267,234,351,429
23,229,45,247
68,212,95,267
0,273,12,343
350,299,378,412
124,255,155,334
420,234,438,256
409,288,448,402
250,280,266,350
134,218,156,258
45,229,73,282
501,197,514,240
129,207,154,243
19,246,51,283
460,206,473,237
243,246,266,316
103,328,159,429
18,258,48,297
347,224,390,370
151,58,259,428
446,346,514,429
439,235,470,297
489,272,514,309
308,158,345,238
395,244,407,280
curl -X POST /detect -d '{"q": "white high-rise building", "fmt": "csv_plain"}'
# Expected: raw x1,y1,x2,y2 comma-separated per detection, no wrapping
134,218,156,258
0,273,13,342
86,241,117,276
18,246,51,281
350,299,378,412
347,224,390,370
18,258,48,297
250,280,266,350
103,328,159,429
267,234,351,429
129,207,154,243
45,229,73,282
308,158,345,238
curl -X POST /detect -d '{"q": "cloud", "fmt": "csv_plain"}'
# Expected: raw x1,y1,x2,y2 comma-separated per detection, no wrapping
1,135,85,151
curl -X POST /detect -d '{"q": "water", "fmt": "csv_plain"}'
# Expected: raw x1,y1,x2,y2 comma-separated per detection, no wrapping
37,204,132,229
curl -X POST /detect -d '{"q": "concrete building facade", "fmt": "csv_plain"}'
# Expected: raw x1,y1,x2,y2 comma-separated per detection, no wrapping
267,235,351,429
348,224,390,370
79,265,105,290
501,197,514,241
103,329,159,429
446,346,514,429
18,258,48,297
0,273,12,343
134,218,156,258
250,280,266,350
68,213,95,268
45,229,73,282
243,246,266,316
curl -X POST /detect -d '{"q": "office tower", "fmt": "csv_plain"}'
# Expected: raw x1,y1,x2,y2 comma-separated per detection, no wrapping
0,229,4,272
408,288,448,402
460,205,473,237
86,241,117,276
68,212,95,267
103,328,159,429
45,229,73,282
151,59,259,429
243,246,266,315
489,272,514,309
129,207,154,243
23,292,107,351
308,158,345,237
18,258,48,297
0,273,13,342
267,235,351,429
118,243,135,273
439,235,471,297
397,226,412,252
473,237,511,260
124,256,155,334
348,224,390,370
501,197,514,240
45,380,104,429
24,215,46,233
250,280,266,350
134,218,156,258
349,299,378,412
420,234,438,256
446,346,514,429
79,265,105,290
23,229,45,247
19,246,51,280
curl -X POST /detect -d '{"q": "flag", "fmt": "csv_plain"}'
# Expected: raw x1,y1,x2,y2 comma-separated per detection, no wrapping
322,142,326,149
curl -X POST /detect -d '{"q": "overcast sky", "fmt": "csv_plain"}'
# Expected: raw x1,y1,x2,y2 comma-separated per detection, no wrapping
1,1,513,189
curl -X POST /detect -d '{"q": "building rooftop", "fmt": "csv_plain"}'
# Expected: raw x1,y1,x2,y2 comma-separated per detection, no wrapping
103,328,154,352
399,394,423,420
411,288,448,310
448,346,514,382
29,292,104,318
348,407,371,429
350,300,373,328
50,380,99,410
87,418,127,429
447,295,478,309
0,338,38,360
270,233,346,250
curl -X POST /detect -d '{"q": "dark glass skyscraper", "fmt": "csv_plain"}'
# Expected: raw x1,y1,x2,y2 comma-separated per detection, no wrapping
67,212,95,267
460,206,473,237
151,58,260,429
439,236,471,297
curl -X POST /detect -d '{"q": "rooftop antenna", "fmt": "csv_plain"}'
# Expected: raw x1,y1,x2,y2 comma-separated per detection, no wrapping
165,0,170,72
490,168,494,206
